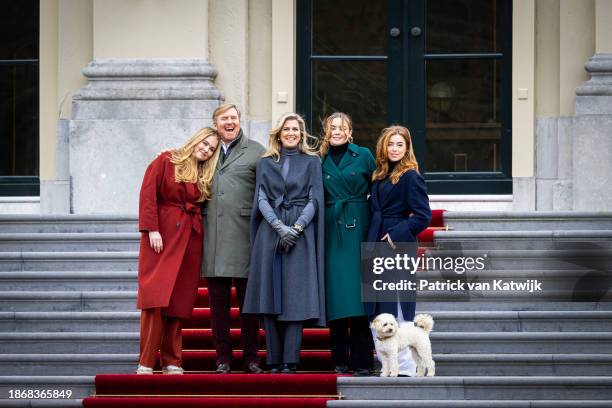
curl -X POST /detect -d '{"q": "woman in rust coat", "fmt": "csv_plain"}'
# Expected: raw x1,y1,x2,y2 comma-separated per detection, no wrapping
136,127,220,374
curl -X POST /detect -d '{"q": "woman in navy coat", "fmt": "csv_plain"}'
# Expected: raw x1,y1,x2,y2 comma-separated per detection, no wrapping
366,125,431,376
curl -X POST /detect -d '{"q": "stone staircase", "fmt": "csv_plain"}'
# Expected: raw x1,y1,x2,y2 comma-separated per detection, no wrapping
332,211,612,407
1,212,611,407
0,215,139,407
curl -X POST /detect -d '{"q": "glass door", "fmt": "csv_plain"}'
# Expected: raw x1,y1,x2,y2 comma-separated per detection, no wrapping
297,0,512,194
0,0,40,196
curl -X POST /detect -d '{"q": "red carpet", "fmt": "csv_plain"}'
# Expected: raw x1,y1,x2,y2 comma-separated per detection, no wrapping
83,211,445,406
84,397,331,407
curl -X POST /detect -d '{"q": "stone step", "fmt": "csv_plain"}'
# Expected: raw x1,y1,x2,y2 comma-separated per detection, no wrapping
2,310,611,333
443,211,612,231
0,215,137,233
0,312,139,332
0,375,93,402
1,331,610,354
336,376,612,400
0,271,137,291
1,290,608,314
0,291,136,312
0,400,83,407
424,248,612,271
434,230,612,250
432,354,612,376
1,353,610,377
328,400,612,407
0,233,140,252
0,252,138,272
417,301,612,311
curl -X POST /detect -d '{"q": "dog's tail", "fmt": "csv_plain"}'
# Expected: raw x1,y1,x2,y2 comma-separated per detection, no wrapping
414,314,434,333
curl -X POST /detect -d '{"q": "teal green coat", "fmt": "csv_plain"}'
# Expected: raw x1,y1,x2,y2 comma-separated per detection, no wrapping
322,143,376,321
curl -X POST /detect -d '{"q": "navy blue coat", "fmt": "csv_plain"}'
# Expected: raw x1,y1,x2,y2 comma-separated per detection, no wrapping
365,169,431,319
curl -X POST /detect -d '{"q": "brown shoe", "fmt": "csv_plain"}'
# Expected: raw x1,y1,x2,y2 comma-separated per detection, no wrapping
215,363,231,374
245,362,263,374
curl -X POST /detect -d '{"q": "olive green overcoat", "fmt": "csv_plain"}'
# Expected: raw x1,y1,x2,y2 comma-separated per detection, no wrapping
202,131,265,278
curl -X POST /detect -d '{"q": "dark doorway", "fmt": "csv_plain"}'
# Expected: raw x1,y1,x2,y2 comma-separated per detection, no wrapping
297,0,512,194
0,0,40,196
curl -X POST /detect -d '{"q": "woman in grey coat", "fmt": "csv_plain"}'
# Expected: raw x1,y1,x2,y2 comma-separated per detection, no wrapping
243,113,325,374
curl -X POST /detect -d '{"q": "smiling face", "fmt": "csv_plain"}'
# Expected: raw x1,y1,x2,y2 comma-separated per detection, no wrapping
279,119,301,149
214,107,241,143
192,135,218,162
329,117,351,146
387,134,407,162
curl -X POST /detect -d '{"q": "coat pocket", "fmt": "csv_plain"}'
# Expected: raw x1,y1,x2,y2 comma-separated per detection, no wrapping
240,208,252,217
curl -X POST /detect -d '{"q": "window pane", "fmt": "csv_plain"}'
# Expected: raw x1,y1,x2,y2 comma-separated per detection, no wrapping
312,60,386,149
427,0,501,54
426,59,502,172
0,0,39,60
313,0,386,56
0,64,39,176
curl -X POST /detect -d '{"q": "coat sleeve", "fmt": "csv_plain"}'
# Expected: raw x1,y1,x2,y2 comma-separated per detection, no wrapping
138,155,167,233
364,147,376,188
387,171,432,242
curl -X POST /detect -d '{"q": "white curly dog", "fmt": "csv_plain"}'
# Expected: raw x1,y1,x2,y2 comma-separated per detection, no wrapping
370,313,435,377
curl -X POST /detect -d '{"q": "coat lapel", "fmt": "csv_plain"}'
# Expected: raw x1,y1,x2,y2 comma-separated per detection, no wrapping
219,131,247,170
322,144,360,197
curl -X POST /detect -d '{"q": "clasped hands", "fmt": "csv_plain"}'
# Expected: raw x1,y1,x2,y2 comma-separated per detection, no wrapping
271,220,302,252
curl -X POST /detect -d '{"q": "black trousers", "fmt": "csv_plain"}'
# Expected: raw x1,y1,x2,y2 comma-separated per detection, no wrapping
329,316,374,370
207,277,260,366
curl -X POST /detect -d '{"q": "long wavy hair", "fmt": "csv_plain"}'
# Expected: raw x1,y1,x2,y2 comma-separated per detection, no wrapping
170,127,220,202
318,112,354,156
263,113,318,161
372,125,419,184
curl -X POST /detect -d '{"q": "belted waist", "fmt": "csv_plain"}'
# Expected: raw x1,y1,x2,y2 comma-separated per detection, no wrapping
327,195,367,246
272,196,309,209
160,202,202,234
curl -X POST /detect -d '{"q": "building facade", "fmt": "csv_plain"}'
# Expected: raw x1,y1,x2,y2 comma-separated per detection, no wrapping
1,0,611,214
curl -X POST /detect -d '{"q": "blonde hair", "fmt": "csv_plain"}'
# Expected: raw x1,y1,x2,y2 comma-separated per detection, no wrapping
318,112,354,156
372,125,419,184
170,127,220,202
263,113,318,161
212,103,241,123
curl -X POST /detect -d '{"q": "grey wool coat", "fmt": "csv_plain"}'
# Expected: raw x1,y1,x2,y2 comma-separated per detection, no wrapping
243,152,326,327
201,131,265,278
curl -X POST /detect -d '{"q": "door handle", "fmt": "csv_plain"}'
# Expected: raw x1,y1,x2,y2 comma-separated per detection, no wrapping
410,26,422,37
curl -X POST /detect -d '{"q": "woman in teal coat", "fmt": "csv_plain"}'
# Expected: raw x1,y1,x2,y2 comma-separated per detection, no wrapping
320,112,376,376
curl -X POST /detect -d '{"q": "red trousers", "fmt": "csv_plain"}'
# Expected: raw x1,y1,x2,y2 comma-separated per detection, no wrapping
139,308,183,368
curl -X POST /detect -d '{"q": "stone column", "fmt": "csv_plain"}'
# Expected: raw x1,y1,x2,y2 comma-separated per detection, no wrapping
572,1,612,211
69,0,221,213
573,54,612,211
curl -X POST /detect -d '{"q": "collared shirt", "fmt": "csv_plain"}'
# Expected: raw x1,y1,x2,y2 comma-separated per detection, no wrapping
220,134,242,164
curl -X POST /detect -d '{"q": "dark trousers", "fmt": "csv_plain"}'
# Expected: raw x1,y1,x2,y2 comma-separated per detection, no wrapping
207,277,260,366
263,316,303,365
329,316,374,370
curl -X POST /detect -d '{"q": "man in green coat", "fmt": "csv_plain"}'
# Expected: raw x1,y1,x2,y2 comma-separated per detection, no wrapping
202,103,265,374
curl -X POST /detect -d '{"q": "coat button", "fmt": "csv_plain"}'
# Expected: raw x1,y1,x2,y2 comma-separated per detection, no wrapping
326,175,331,179
351,172,356,176
176,222,180,228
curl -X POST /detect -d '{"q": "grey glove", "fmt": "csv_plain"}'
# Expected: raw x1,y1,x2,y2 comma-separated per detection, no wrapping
271,219,299,247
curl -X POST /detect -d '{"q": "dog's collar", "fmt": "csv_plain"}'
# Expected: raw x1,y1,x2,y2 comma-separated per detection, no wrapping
376,336,386,341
